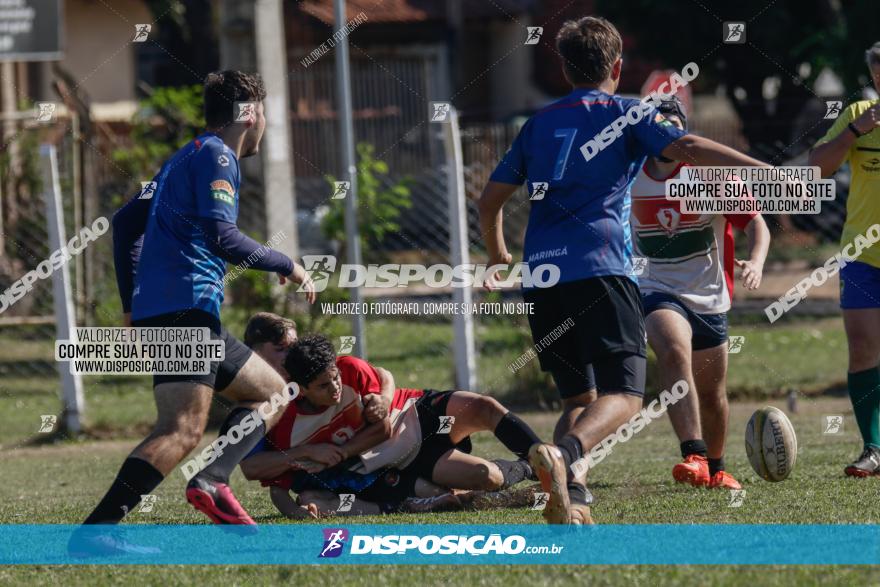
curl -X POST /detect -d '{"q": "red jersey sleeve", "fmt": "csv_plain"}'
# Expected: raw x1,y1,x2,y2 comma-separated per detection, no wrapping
723,179,758,230
336,355,382,398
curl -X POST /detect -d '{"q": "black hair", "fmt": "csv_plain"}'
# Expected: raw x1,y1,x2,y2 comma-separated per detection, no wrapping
283,334,337,387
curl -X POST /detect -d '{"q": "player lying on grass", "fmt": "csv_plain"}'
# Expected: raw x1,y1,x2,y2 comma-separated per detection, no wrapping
71,71,316,556
479,16,771,525
239,333,541,517
631,96,770,490
808,41,880,478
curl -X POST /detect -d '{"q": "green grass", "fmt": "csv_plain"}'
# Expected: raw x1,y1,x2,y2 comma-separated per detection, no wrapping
1,398,879,584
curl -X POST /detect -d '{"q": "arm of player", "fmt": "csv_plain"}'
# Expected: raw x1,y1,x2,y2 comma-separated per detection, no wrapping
809,103,880,177
661,135,770,168
269,486,318,520
199,219,316,304
338,418,393,461
478,181,517,291
363,366,394,423
239,444,332,480
736,215,770,290
111,191,151,324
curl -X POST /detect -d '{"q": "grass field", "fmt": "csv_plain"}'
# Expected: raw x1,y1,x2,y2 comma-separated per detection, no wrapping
2,395,878,584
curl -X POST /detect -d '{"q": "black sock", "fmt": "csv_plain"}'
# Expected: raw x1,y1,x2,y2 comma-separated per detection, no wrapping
708,457,725,476
83,457,164,524
567,482,592,506
493,412,541,460
492,459,531,489
556,435,583,470
680,439,708,459
198,407,267,483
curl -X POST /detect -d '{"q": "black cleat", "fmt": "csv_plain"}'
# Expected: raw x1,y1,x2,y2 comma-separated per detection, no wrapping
844,446,880,478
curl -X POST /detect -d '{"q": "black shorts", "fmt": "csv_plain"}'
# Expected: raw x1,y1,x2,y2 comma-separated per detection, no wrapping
132,309,252,390
642,292,728,351
523,276,647,398
402,389,473,480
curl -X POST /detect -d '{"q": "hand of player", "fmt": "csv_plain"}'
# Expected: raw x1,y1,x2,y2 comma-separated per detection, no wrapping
283,263,316,304
484,251,513,292
363,394,391,423
306,443,345,467
735,258,763,290
852,103,880,136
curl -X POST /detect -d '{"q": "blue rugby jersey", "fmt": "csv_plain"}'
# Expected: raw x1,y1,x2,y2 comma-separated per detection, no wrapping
490,88,687,287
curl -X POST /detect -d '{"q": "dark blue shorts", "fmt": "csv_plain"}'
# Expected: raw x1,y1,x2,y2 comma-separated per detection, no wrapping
840,261,880,309
642,292,728,351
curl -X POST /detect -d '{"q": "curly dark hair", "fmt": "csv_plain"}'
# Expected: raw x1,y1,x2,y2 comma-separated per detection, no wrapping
283,334,337,386
203,70,267,128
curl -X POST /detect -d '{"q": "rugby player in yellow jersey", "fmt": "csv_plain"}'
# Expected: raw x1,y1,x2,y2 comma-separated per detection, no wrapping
809,42,880,477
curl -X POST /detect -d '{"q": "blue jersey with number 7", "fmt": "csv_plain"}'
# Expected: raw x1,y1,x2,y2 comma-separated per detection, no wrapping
490,88,686,287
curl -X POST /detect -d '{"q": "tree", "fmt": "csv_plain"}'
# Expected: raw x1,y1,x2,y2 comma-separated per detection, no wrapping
597,0,878,162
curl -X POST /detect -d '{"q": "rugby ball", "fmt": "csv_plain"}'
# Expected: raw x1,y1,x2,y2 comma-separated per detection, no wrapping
745,406,797,482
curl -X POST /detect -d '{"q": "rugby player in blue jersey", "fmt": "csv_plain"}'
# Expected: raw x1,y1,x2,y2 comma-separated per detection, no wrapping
71,71,316,554
479,17,769,524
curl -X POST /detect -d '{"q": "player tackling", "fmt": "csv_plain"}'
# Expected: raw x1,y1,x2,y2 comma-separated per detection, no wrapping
479,16,771,524
71,71,315,554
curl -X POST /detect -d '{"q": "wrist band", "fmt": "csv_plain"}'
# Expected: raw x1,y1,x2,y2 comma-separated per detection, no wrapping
848,123,864,138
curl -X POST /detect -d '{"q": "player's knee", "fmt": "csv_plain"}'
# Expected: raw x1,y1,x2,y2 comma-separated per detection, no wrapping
847,335,880,371
171,424,204,454
473,395,505,428
656,341,691,370
484,462,504,490
562,390,595,409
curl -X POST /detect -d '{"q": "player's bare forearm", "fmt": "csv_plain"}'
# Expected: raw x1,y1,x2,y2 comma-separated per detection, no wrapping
663,135,769,169
745,216,770,266
339,418,393,460
478,181,518,262
239,447,313,481
364,367,395,423
808,134,853,178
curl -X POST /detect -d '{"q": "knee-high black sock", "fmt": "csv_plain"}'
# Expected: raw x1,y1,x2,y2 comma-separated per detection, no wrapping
198,407,267,484
492,459,532,489
83,457,164,524
493,412,541,460
556,435,583,470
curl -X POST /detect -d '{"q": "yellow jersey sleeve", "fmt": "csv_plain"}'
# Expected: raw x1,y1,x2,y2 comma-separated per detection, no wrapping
814,103,856,164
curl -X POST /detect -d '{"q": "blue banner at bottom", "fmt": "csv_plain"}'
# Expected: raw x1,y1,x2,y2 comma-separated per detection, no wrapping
2,524,878,565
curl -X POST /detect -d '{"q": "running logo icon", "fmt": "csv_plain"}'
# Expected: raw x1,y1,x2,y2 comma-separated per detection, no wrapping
38,415,56,433
723,22,745,44
728,489,746,508
531,492,549,510
319,528,349,558
525,27,543,45
437,416,455,434
138,494,157,513
139,181,157,200
338,336,356,354
300,255,337,292
530,182,548,201
629,256,648,277
337,494,355,513
823,415,843,435
35,102,56,123
430,102,451,122
727,336,745,354
235,102,257,123
332,181,350,200
133,24,151,42
824,101,843,120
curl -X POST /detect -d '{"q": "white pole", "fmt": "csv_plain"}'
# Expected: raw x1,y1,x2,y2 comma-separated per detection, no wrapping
255,0,299,260
333,0,366,358
40,144,84,434
442,107,476,390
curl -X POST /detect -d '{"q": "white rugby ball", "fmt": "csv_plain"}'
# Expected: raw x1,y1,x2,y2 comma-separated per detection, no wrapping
745,406,797,482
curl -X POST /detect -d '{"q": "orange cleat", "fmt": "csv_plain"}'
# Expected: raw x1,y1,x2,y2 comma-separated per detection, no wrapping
672,454,710,487
708,470,742,490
